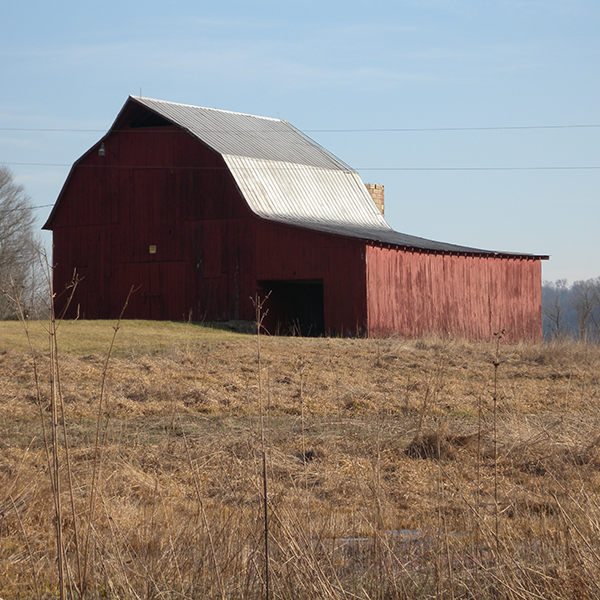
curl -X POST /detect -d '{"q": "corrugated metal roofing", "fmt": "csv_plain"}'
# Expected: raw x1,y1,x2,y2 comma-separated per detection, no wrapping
126,96,538,256
223,157,388,227
132,96,352,170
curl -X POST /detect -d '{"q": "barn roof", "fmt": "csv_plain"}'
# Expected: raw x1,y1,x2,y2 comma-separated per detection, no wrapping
48,96,547,258
130,97,526,255
129,96,407,241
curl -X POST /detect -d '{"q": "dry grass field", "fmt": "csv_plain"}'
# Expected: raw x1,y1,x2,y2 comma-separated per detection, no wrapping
1,319,600,599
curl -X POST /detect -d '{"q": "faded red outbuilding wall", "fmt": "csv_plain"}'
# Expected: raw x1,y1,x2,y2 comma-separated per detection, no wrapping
366,244,543,342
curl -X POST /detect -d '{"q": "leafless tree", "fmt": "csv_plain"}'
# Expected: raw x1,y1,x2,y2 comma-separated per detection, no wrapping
571,278,599,342
0,165,44,319
587,276,600,340
543,278,569,339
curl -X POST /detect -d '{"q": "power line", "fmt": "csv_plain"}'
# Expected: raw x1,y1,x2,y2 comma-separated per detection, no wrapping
0,128,105,133
0,203,54,214
2,123,600,133
359,166,600,171
4,162,72,167
307,124,600,133
3,161,600,172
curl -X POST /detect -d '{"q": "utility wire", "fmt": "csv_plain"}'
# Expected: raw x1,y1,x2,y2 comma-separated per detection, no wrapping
0,203,54,213
308,124,600,133
359,166,600,171
2,162,600,171
2,123,600,133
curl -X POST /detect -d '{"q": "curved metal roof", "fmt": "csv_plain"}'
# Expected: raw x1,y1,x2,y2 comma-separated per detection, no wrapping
123,96,543,256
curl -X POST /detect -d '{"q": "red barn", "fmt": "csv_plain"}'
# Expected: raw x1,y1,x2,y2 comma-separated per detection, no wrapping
44,96,548,341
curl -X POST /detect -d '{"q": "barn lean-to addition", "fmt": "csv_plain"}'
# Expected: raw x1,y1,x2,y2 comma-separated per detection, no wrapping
44,96,549,341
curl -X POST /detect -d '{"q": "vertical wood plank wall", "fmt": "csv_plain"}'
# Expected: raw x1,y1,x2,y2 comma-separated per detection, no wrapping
366,245,543,342
49,125,257,322
255,221,368,336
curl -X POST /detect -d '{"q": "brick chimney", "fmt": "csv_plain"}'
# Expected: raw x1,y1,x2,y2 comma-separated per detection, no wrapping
365,184,384,216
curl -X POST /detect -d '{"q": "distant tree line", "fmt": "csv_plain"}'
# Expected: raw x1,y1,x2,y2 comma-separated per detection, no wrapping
543,277,600,341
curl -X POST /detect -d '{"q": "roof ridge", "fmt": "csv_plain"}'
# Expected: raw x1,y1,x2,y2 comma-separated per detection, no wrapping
131,95,283,123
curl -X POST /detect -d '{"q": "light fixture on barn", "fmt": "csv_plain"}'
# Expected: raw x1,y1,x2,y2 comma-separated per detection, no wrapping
98,143,106,157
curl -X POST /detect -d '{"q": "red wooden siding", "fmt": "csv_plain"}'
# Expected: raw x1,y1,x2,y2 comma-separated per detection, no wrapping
366,245,543,342
254,221,368,336
50,121,257,321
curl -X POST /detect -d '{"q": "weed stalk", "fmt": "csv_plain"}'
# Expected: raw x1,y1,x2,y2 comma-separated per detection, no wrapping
492,329,504,553
82,285,135,594
252,292,271,600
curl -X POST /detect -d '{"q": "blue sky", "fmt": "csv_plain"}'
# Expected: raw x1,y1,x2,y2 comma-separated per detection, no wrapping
1,0,599,283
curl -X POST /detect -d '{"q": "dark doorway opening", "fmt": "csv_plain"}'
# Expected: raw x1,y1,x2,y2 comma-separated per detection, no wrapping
258,280,325,337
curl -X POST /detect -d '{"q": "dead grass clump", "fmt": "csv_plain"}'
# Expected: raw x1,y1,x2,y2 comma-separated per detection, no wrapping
403,429,481,460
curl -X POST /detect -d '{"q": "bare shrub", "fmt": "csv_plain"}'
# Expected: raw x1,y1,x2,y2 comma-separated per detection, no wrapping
0,165,44,319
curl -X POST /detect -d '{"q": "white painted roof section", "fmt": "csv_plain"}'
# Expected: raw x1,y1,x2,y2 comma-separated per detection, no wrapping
223,156,391,230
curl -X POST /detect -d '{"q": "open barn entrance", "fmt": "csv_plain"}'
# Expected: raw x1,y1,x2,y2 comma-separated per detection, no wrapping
258,280,325,337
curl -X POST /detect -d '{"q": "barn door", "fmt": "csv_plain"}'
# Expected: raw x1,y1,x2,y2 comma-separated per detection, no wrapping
143,263,161,319
122,262,160,320
157,262,187,320
122,261,187,320
258,280,325,336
